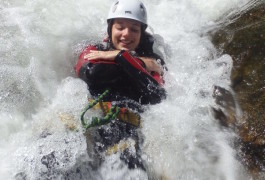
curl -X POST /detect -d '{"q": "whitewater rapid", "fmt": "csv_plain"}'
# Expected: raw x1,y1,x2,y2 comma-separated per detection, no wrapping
0,0,252,179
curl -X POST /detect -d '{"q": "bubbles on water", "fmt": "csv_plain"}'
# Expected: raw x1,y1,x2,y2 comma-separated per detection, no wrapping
3,77,93,180
98,154,148,180
138,0,250,179
0,65,42,117
0,0,252,179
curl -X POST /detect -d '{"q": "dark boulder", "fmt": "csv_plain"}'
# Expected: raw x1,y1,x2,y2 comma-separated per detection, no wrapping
210,0,265,174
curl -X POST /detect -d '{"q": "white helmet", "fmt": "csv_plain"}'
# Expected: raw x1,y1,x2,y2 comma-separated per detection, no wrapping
107,0,147,26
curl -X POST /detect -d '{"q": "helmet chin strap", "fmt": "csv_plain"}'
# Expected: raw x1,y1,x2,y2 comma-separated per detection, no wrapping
107,20,113,38
107,20,115,49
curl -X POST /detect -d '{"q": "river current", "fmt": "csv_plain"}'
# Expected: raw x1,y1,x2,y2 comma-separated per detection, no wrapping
0,0,253,179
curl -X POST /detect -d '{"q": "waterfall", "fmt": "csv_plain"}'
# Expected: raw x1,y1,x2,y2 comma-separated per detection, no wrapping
0,0,252,179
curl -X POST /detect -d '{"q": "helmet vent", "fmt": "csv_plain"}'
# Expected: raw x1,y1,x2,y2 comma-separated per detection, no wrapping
112,1,119,13
140,4,145,15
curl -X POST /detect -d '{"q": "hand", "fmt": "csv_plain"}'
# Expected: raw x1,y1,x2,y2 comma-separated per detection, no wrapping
84,50,120,61
140,57,162,75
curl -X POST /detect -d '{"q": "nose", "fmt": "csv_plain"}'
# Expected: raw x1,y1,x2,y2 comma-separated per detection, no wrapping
122,28,130,37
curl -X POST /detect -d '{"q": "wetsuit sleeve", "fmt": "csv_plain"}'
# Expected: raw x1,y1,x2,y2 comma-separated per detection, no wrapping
115,50,166,104
75,45,97,81
75,46,166,104
75,45,121,90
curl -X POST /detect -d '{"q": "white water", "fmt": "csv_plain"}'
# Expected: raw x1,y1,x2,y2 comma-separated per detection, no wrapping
0,0,252,179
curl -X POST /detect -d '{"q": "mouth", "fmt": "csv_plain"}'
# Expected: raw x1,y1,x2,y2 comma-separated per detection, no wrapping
119,40,132,47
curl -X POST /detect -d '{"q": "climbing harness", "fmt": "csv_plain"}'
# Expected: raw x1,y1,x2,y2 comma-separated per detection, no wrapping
80,89,141,130
81,89,120,129
80,90,143,163
99,101,141,127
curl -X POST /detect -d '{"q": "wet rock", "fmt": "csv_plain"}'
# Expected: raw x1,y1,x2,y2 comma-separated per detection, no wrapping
40,151,60,179
41,151,59,169
210,0,265,174
15,172,27,180
212,86,237,128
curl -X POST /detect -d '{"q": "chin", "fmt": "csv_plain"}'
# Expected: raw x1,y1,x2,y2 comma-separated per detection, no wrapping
119,44,134,51
120,47,130,51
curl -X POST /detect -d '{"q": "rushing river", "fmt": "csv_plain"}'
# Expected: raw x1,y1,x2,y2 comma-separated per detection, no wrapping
0,0,254,179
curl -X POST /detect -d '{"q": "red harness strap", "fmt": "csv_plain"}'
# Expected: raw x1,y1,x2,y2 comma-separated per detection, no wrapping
151,72,164,85
119,51,150,76
117,50,164,85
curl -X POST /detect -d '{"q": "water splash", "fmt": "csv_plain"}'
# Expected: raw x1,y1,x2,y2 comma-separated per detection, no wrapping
0,0,253,179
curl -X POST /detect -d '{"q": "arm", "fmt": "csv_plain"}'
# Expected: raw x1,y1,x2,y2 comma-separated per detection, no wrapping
75,46,97,80
139,57,162,75
75,46,119,86
84,50,164,77
76,47,166,104
114,50,166,104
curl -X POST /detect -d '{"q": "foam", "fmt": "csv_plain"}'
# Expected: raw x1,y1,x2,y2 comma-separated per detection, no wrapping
0,0,251,179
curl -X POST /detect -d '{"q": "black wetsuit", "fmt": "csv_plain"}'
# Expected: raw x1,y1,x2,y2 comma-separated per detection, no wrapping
75,36,166,170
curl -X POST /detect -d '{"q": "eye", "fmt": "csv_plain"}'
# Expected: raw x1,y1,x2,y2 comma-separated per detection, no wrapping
131,27,140,33
114,24,124,30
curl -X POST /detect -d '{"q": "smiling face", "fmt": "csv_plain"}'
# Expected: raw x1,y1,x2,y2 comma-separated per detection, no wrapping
111,18,141,51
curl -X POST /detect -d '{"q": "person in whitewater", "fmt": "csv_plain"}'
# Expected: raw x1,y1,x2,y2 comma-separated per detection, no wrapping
75,0,166,171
